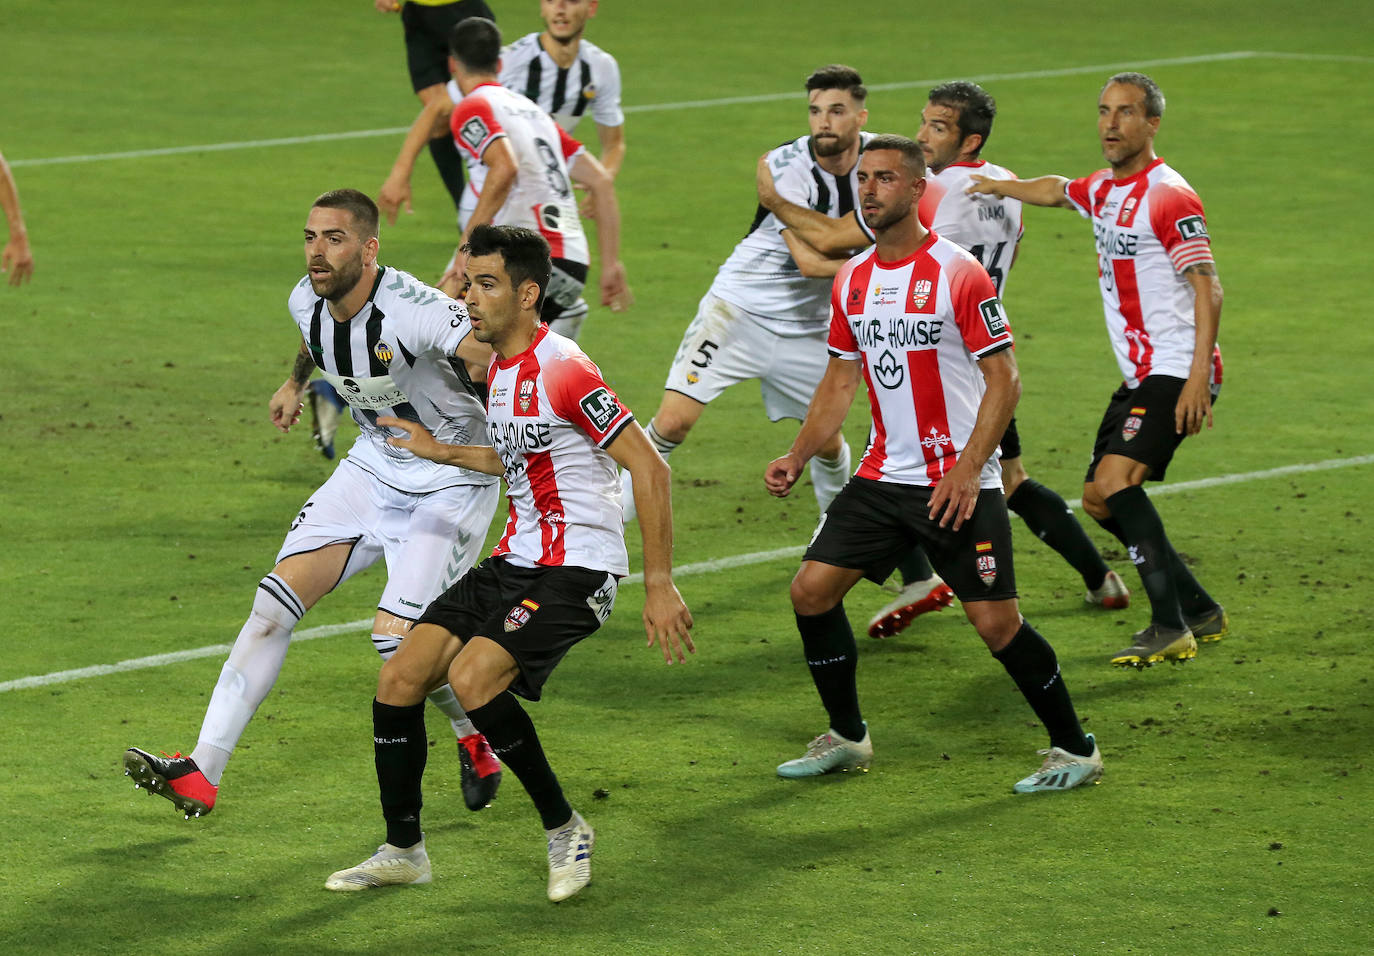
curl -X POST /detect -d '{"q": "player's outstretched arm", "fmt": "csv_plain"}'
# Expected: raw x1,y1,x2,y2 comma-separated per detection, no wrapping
270,340,315,432
570,150,633,312
766,356,860,497
380,97,455,225
756,154,870,256
928,349,1021,530
606,424,694,664
966,173,1074,209
1176,261,1224,435
377,416,505,474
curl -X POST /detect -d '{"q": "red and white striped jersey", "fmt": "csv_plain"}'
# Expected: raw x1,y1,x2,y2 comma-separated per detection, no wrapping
1065,158,1222,389
829,234,1013,489
485,325,633,575
450,82,590,264
918,160,1023,297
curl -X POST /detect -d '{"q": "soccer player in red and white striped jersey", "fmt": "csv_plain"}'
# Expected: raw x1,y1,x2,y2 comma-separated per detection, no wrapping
328,224,692,902
968,72,1228,667
764,135,1101,794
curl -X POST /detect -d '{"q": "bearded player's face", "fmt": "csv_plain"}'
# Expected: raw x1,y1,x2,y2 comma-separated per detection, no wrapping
808,88,866,158
303,206,369,302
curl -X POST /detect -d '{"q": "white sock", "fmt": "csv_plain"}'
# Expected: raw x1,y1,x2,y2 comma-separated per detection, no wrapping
373,632,475,739
192,575,304,785
623,420,679,523
810,440,852,514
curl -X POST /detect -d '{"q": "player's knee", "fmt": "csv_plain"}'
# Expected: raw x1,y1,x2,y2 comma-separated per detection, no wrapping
790,576,838,617
376,649,434,706
964,602,1021,651
1080,482,1109,519
651,411,693,444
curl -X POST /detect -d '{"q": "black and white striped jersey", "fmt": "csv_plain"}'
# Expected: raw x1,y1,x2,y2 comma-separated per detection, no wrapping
709,132,875,335
498,32,623,133
288,266,496,494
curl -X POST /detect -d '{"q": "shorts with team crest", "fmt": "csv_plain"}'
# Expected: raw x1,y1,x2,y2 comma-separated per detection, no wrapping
804,477,1018,603
416,556,619,701
1086,375,1221,483
665,291,828,422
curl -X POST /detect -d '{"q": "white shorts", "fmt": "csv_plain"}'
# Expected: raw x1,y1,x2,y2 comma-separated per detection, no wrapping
664,291,828,422
276,460,501,621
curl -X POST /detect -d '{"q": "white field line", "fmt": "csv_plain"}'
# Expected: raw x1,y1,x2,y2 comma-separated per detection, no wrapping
3,453,1370,695
11,50,1371,169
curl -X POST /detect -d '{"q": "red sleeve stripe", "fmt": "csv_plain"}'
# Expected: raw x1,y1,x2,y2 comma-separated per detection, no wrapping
1169,238,1214,272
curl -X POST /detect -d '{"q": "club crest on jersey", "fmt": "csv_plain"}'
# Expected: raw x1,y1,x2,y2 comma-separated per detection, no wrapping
518,378,537,414
975,540,997,587
686,371,700,385
374,341,394,366
1117,195,1140,226
1122,406,1146,441
504,598,541,632
911,279,933,310
582,84,597,101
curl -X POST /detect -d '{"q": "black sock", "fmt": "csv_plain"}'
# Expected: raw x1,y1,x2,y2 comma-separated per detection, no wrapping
373,698,427,849
1104,486,1185,629
1008,479,1110,590
427,136,469,216
1165,542,1217,618
896,547,934,586
467,692,571,831
994,623,1091,756
796,604,864,742
1092,512,1130,549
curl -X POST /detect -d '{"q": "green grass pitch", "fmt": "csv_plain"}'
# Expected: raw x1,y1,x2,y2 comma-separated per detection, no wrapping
1,1,1371,952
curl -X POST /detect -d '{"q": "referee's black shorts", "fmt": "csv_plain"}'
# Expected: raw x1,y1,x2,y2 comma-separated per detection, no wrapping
417,556,618,701
804,476,1018,603
401,0,495,93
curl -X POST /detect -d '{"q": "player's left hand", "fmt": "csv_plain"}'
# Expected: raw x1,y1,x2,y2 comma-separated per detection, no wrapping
2,235,34,286
928,463,980,530
965,174,998,196
764,452,804,497
756,154,781,210
643,581,695,664
1175,378,1214,435
377,415,445,461
600,260,634,312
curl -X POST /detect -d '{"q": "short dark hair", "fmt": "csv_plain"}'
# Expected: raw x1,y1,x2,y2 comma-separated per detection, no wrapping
449,16,501,73
463,224,552,310
805,64,867,103
1103,71,1166,118
311,189,379,240
865,133,927,178
927,81,997,156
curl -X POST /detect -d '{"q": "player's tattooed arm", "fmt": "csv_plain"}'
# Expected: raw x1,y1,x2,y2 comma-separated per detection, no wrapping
269,340,313,433
290,340,315,386
1177,260,1224,435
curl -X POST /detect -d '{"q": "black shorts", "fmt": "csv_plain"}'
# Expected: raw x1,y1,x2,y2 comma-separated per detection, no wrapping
998,417,1022,460
541,257,590,325
416,557,618,701
1085,375,1221,483
804,477,1017,602
401,0,495,93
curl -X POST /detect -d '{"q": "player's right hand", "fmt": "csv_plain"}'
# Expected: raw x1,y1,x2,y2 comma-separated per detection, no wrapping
964,174,998,196
764,452,803,497
373,0,401,12
377,176,412,226
755,154,781,210
269,380,306,433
